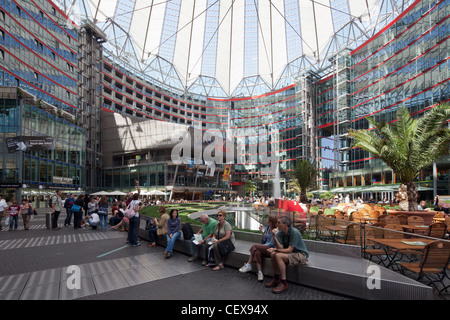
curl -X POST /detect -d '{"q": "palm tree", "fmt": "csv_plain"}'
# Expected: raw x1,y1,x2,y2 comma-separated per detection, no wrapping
288,159,318,203
348,104,450,211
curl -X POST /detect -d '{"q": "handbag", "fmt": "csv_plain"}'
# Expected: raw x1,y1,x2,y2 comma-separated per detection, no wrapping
71,204,81,212
217,238,235,256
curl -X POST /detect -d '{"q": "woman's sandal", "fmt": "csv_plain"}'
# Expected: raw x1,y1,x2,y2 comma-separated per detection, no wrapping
212,264,224,271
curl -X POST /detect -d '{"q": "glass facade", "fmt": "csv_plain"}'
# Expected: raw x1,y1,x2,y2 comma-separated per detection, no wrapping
323,0,450,198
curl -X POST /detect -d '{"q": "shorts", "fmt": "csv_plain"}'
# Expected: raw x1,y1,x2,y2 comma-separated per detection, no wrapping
288,252,308,266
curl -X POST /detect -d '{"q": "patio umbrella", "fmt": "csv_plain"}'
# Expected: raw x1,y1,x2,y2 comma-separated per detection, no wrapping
109,191,127,195
90,190,109,196
149,190,168,195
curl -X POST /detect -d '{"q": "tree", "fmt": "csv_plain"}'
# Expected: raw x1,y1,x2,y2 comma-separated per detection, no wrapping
288,159,317,203
244,180,257,197
348,104,450,211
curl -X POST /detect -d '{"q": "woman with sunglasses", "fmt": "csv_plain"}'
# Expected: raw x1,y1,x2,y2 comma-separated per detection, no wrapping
207,210,235,271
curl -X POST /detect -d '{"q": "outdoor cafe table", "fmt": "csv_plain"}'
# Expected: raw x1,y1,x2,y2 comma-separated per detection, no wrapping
400,225,429,234
322,225,348,242
366,238,435,269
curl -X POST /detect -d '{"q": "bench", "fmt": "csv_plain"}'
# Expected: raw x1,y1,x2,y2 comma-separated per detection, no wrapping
138,218,433,300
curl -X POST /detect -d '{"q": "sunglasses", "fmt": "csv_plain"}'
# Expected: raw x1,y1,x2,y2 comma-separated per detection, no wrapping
217,214,223,217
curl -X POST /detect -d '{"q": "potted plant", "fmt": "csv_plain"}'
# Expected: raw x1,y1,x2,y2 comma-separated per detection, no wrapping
348,104,450,212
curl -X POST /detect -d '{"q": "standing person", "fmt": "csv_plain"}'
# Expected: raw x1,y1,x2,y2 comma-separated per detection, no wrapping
164,209,181,258
87,197,98,216
265,216,309,294
127,193,143,247
206,210,235,271
64,193,75,227
97,196,109,230
72,195,85,229
239,214,278,281
51,190,63,230
188,214,217,264
6,200,21,231
0,195,8,230
20,198,33,231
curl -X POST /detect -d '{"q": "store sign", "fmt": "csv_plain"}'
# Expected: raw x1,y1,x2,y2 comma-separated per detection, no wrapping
53,176,73,184
5,136,54,153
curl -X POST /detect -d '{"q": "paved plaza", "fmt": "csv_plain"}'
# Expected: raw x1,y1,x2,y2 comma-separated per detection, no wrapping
0,210,351,304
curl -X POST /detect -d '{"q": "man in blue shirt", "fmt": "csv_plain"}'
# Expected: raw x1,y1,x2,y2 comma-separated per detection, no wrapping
265,216,309,294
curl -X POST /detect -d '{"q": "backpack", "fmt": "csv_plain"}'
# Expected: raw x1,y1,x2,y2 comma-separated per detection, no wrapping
49,196,56,207
124,201,136,219
181,223,194,240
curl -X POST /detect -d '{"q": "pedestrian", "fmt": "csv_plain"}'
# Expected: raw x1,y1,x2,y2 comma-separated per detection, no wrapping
51,190,63,230
20,198,33,230
127,193,143,247
0,195,8,230
64,193,75,227
97,196,109,230
72,195,85,229
6,200,21,231
265,216,309,294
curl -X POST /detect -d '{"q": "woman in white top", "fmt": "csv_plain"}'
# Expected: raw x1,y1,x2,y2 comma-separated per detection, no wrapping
127,193,143,247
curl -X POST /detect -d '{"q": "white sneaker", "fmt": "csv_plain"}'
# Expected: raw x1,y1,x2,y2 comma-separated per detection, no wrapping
257,271,264,282
239,263,252,273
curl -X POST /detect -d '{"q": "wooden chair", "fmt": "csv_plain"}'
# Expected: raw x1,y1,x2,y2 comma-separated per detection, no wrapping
368,210,380,221
316,214,336,241
427,222,447,239
407,215,425,226
398,240,450,299
351,211,365,224
384,215,400,225
383,224,405,239
336,223,357,245
397,214,409,225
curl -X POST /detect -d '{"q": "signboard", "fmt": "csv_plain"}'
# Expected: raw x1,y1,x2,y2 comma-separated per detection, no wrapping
222,164,231,181
5,136,54,153
52,176,73,185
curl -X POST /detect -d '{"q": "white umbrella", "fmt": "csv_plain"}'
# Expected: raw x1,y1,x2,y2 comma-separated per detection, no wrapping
109,190,127,195
90,190,109,196
149,190,168,195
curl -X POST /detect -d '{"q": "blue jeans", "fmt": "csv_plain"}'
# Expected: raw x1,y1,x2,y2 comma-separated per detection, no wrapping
88,218,99,228
166,231,181,253
64,209,72,226
128,216,139,245
190,236,212,258
9,215,18,229
148,226,157,243
99,215,108,230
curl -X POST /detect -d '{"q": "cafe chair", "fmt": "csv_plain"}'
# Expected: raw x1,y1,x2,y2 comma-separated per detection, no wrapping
396,214,408,225
398,240,450,300
336,223,357,245
384,215,400,225
427,222,447,239
407,215,425,226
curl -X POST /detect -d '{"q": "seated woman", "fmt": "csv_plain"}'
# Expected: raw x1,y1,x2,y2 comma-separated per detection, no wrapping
165,209,181,258
239,214,278,281
206,210,235,271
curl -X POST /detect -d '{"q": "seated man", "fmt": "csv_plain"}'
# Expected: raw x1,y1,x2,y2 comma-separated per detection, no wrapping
188,214,217,264
417,200,427,210
265,216,309,294
86,212,100,229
